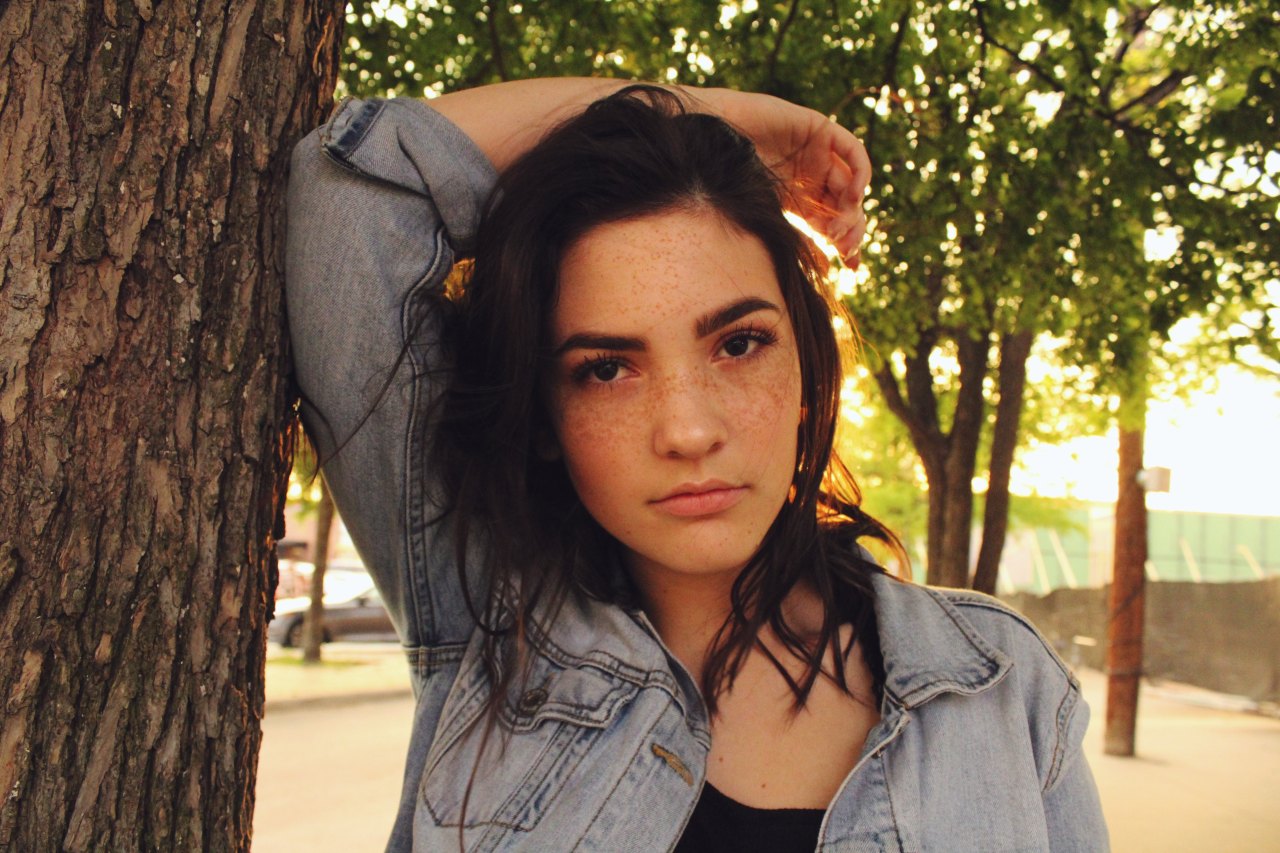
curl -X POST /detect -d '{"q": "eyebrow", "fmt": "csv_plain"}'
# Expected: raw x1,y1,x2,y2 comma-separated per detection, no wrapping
553,297,782,357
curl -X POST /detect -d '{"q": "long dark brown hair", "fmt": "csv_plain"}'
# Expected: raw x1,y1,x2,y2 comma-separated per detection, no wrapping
430,86,903,729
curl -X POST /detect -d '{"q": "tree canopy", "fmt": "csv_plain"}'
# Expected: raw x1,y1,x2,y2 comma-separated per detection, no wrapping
343,0,1278,587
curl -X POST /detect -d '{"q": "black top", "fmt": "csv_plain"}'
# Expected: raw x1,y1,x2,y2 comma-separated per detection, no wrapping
673,782,825,853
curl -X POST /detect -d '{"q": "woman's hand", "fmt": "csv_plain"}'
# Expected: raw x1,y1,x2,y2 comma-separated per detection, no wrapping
700,89,870,266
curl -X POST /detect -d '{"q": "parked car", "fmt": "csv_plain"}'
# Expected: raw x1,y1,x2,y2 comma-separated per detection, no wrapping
268,574,398,647
275,558,371,599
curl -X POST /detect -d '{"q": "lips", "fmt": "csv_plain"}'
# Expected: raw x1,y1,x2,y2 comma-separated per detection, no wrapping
651,480,747,518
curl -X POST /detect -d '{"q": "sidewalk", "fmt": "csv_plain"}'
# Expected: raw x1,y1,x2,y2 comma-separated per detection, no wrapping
264,642,412,710
1078,668,1279,852
261,647,1280,851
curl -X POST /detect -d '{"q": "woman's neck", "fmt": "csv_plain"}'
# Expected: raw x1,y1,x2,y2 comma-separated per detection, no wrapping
629,557,825,685
628,561,737,682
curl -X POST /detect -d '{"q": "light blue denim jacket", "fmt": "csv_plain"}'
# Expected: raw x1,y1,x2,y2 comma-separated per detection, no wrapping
285,97,1109,852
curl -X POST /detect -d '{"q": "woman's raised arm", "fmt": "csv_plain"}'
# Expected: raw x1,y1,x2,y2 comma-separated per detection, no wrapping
286,97,499,653
429,79,869,263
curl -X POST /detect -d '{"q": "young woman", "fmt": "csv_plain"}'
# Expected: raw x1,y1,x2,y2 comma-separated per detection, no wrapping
286,79,1108,852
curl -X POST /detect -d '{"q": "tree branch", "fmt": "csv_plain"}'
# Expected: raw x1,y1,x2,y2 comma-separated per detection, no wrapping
1101,3,1159,107
1114,70,1191,116
861,7,910,155
484,1,509,81
873,362,911,424
973,1,1067,95
972,328,1033,594
765,0,803,88
873,360,944,469
973,0,1191,164
903,337,943,444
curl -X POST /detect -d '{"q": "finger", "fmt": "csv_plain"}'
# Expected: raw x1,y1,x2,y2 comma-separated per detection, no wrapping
827,126,871,201
829,208,866,262
826,149,854,201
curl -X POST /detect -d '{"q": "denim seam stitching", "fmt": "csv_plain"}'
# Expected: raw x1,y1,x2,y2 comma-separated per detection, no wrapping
407,643,467,676
525,617,659,682
420,649,491,783
499,683,635,730
401,229,452,646
892,592,1010,707
582,712,682,850
950,597,1082,793
928,593,1010,663
420,727,557,832
879,751,907,853
525,617,680,693
1042,679,1080,793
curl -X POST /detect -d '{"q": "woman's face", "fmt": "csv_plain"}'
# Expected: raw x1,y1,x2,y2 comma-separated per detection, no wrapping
546,207,803,586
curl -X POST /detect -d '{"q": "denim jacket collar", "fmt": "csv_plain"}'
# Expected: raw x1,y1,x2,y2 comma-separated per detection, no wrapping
521,585,714,738
870,573,1013,709
533,568,1011,723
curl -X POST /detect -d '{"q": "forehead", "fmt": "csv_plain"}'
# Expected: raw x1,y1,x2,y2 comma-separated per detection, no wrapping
552,208,783,338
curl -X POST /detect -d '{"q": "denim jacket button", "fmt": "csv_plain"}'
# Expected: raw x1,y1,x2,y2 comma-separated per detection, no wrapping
518,687,548,714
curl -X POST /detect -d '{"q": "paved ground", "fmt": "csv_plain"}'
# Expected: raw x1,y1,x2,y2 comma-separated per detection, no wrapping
253,644,1280,851
1081,669,1280,852
256,694,413,852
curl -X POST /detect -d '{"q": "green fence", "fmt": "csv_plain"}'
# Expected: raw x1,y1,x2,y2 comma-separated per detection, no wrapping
996,508,1280,594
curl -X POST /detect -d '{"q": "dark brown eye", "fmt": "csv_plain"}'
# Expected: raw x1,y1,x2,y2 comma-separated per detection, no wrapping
723,328,779,358
591,361,621,381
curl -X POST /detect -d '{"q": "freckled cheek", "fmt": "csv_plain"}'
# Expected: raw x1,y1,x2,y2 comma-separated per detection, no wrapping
724,358,803,466
552,395,649,496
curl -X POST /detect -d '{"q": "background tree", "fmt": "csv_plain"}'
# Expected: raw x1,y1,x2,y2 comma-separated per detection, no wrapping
285,439,336,662
344,0,1277,590
303,478,336,662
0,2,343,849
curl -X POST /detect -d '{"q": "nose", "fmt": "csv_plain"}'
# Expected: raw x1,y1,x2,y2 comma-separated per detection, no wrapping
651,372,727,459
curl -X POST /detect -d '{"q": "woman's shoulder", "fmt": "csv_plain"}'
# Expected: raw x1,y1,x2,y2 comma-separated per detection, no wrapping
869,573,1080,707
935,584,1071,668
874,574,1070,667
870,575,1089,789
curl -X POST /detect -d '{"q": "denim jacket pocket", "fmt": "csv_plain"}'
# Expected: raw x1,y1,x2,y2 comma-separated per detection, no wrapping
419,652,640,832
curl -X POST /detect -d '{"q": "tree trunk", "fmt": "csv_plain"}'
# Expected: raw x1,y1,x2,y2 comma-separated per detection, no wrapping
934,330,990,588
302,478,335,663
0,2,342,850
873,326,991,589
1105,419,1149,756
922,455,947,586
874,356,947,585
973,329,1034,594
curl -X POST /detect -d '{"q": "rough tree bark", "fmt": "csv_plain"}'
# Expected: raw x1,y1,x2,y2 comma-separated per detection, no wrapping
972,329,1034,594
0,2,342,850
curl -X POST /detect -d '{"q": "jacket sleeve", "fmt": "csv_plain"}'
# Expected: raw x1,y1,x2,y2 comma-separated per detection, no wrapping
284,98,497,651
1042,686,1110,852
